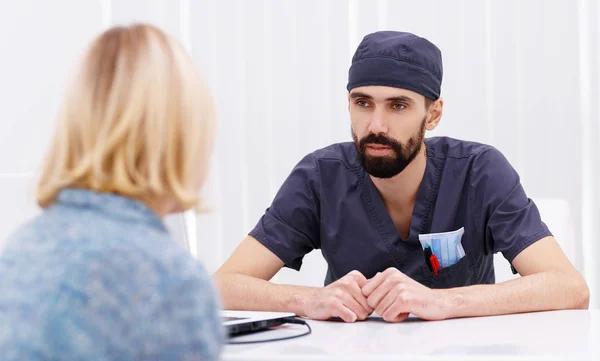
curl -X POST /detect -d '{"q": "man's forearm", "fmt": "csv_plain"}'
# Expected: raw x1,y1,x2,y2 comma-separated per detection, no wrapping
214,273,315,316
443,270,589,319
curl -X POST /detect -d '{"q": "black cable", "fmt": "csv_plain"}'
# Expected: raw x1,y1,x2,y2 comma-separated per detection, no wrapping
227,318,312,345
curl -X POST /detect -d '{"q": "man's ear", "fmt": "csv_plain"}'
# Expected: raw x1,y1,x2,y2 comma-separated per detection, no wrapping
425,97,443,131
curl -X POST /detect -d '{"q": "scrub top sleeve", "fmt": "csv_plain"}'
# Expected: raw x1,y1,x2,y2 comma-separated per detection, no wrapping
471,147,552,263
249,154,321,271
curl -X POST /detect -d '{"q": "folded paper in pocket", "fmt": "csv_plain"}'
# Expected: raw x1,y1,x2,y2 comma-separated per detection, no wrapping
418,227,466,268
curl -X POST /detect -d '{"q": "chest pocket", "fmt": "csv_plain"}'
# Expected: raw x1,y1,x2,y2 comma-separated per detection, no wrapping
421,251,474,289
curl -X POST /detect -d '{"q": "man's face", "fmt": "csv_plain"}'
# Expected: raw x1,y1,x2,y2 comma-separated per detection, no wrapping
349,86,430,179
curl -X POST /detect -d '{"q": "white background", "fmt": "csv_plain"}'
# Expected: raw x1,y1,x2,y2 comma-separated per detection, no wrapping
0,0,598,307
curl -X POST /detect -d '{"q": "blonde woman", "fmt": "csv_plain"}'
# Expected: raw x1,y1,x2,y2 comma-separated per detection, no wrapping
0,24,223,360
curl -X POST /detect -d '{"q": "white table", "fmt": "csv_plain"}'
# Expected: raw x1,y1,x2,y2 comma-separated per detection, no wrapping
223,309,599,360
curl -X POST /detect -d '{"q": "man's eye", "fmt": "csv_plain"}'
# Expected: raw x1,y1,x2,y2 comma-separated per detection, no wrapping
356,100,369,107
392,103,406,110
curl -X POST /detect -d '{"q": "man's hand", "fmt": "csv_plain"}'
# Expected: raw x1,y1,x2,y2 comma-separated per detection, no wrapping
362,267,447,322
302,270,374,323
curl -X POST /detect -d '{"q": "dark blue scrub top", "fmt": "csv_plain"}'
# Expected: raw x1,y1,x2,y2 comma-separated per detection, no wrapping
250,137,552,288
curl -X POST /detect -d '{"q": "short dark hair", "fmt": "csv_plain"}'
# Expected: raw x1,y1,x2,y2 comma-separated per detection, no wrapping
424,97,435,110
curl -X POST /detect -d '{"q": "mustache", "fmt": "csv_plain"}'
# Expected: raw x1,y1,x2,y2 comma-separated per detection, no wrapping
359,133,401,149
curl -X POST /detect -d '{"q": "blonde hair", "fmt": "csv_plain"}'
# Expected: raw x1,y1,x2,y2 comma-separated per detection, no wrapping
37,24,215,211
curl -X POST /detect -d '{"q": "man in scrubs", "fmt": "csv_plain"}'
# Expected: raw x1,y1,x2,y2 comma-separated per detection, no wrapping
216,31,589,323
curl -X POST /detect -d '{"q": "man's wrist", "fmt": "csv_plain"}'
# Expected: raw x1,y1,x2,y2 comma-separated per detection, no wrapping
437,288,463,320
289,286,317,317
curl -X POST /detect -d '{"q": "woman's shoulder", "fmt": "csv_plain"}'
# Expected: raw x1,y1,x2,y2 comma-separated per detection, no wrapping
2,205,214,301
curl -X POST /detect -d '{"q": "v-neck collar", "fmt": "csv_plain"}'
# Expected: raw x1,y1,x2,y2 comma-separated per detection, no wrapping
358,139,444,265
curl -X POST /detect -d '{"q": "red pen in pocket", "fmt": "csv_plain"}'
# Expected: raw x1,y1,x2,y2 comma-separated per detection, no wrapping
430,254,441,275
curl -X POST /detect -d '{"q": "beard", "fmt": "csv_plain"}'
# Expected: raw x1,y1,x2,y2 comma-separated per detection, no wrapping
352,117,426,179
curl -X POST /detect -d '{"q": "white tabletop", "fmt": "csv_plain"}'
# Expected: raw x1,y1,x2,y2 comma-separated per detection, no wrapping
223,309,600,360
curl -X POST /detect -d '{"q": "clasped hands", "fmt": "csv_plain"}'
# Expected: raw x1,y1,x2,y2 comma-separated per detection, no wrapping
302,268,447,323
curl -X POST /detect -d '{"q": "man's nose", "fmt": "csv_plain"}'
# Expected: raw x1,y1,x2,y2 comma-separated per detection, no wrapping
368,108,388,134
